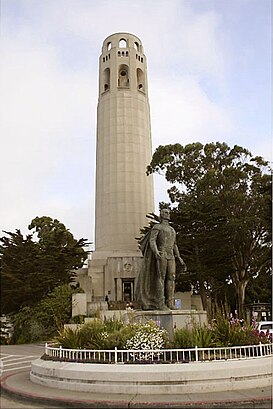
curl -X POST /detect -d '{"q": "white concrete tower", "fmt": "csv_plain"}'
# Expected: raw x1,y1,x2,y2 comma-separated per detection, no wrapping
74,33,155,308
95,33,154,252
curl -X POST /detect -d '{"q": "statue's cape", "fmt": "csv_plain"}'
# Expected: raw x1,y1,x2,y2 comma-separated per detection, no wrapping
135,229,162,310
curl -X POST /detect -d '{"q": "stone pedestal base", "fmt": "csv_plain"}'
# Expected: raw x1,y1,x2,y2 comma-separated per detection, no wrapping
131,309,207,340
97,309,207,341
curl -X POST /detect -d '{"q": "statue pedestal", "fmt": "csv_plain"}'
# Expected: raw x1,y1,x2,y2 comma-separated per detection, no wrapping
132,309,207,340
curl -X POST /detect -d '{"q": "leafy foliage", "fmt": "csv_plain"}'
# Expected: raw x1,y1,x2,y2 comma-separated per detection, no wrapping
0,317,12,345
0,216,88,314
173,327,196,348
173,316,270,348
173,324,215,348
77,320,107,349
210,314,269,346
10,284,77,344
52,316,270,353
245,270,272,305
192,325,216,347
53,327,86,349
53,319,169,352
147,142,272,316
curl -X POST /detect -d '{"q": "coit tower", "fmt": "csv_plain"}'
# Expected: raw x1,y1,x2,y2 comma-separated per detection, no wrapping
74,33,155,307
95,33,154,253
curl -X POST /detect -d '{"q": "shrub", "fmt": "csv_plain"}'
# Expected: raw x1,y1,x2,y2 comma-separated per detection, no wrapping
53,327,86,349
173,327,195,348
211,316,249,346
79,319,106,349
104,318,124,333
210,315,272,346
235,326,271,345
69,315,86,324
192,325,216,347
125,320,169,360
173,325,215,348
53,318,139,350
10,284,78,344
51,316,272,352
103,324,137,349
211,315,236,346
54,319,111,349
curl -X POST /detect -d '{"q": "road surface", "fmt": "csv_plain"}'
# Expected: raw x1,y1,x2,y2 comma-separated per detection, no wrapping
0,343,59,408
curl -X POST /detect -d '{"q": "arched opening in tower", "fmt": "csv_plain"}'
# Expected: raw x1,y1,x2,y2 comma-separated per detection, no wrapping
134,42,139,52
118,65,129,88
119,38,127,48
137,68,145,91
103,68,110,91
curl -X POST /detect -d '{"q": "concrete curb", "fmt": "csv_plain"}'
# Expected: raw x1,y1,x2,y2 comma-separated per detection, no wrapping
1,370,272,409
30,357,272,395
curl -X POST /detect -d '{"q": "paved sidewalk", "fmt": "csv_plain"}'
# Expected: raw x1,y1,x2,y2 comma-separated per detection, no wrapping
1,369,272,409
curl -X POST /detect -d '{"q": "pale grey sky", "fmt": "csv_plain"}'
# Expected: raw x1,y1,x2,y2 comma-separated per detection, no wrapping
1,0,271,247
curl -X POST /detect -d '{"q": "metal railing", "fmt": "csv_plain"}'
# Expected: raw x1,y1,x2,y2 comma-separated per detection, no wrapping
44,342,273,364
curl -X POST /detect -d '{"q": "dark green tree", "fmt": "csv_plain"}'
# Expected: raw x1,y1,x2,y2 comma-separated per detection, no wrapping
11,284,79,344
170,194,233,310
0,216,88,314
245,271,272,305
147,142,272,316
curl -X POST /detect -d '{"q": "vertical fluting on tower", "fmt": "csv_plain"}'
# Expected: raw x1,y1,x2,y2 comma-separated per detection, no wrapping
95,33,154,252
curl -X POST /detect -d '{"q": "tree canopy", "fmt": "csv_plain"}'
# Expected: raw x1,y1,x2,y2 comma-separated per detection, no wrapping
10,284,79,344
0,216,89,315
147,142,272,316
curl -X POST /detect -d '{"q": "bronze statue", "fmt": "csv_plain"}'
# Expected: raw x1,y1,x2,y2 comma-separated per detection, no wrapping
136,208,187,310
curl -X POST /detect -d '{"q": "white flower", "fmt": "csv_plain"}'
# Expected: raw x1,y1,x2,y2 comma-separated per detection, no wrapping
125,320,168,360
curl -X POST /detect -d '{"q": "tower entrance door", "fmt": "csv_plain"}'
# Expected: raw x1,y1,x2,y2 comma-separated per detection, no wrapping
122,279,134,302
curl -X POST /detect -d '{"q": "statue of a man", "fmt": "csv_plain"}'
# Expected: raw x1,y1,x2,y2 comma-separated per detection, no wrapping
136,208,187,310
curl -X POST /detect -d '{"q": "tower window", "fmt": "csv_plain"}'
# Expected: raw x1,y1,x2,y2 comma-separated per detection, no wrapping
119,39,127,48
118,51,121,56
134,42,139,52
107,42,112,51
103,68,110,92
137,68,145,92
118,65,129,88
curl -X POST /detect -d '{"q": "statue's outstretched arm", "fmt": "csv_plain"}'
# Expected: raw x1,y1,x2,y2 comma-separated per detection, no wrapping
174,242,187,271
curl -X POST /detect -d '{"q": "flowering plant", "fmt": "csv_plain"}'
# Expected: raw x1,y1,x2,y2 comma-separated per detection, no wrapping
125,320,169,361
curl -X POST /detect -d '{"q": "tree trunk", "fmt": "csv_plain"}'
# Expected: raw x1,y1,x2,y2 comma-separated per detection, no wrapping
235,279,248,319
193,244,207,310
199,281,207,310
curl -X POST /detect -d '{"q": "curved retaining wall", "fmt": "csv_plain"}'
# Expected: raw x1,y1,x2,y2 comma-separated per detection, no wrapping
30,356,272,394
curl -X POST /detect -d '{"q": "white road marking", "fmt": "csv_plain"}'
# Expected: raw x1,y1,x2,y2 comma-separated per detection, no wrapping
2,355,38,361
0,355,18,359
3,364,32,373
4,360,37,367
0,354,40,375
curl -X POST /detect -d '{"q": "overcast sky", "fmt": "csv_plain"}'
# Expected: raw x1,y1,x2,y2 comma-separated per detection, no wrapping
1,0,271,248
